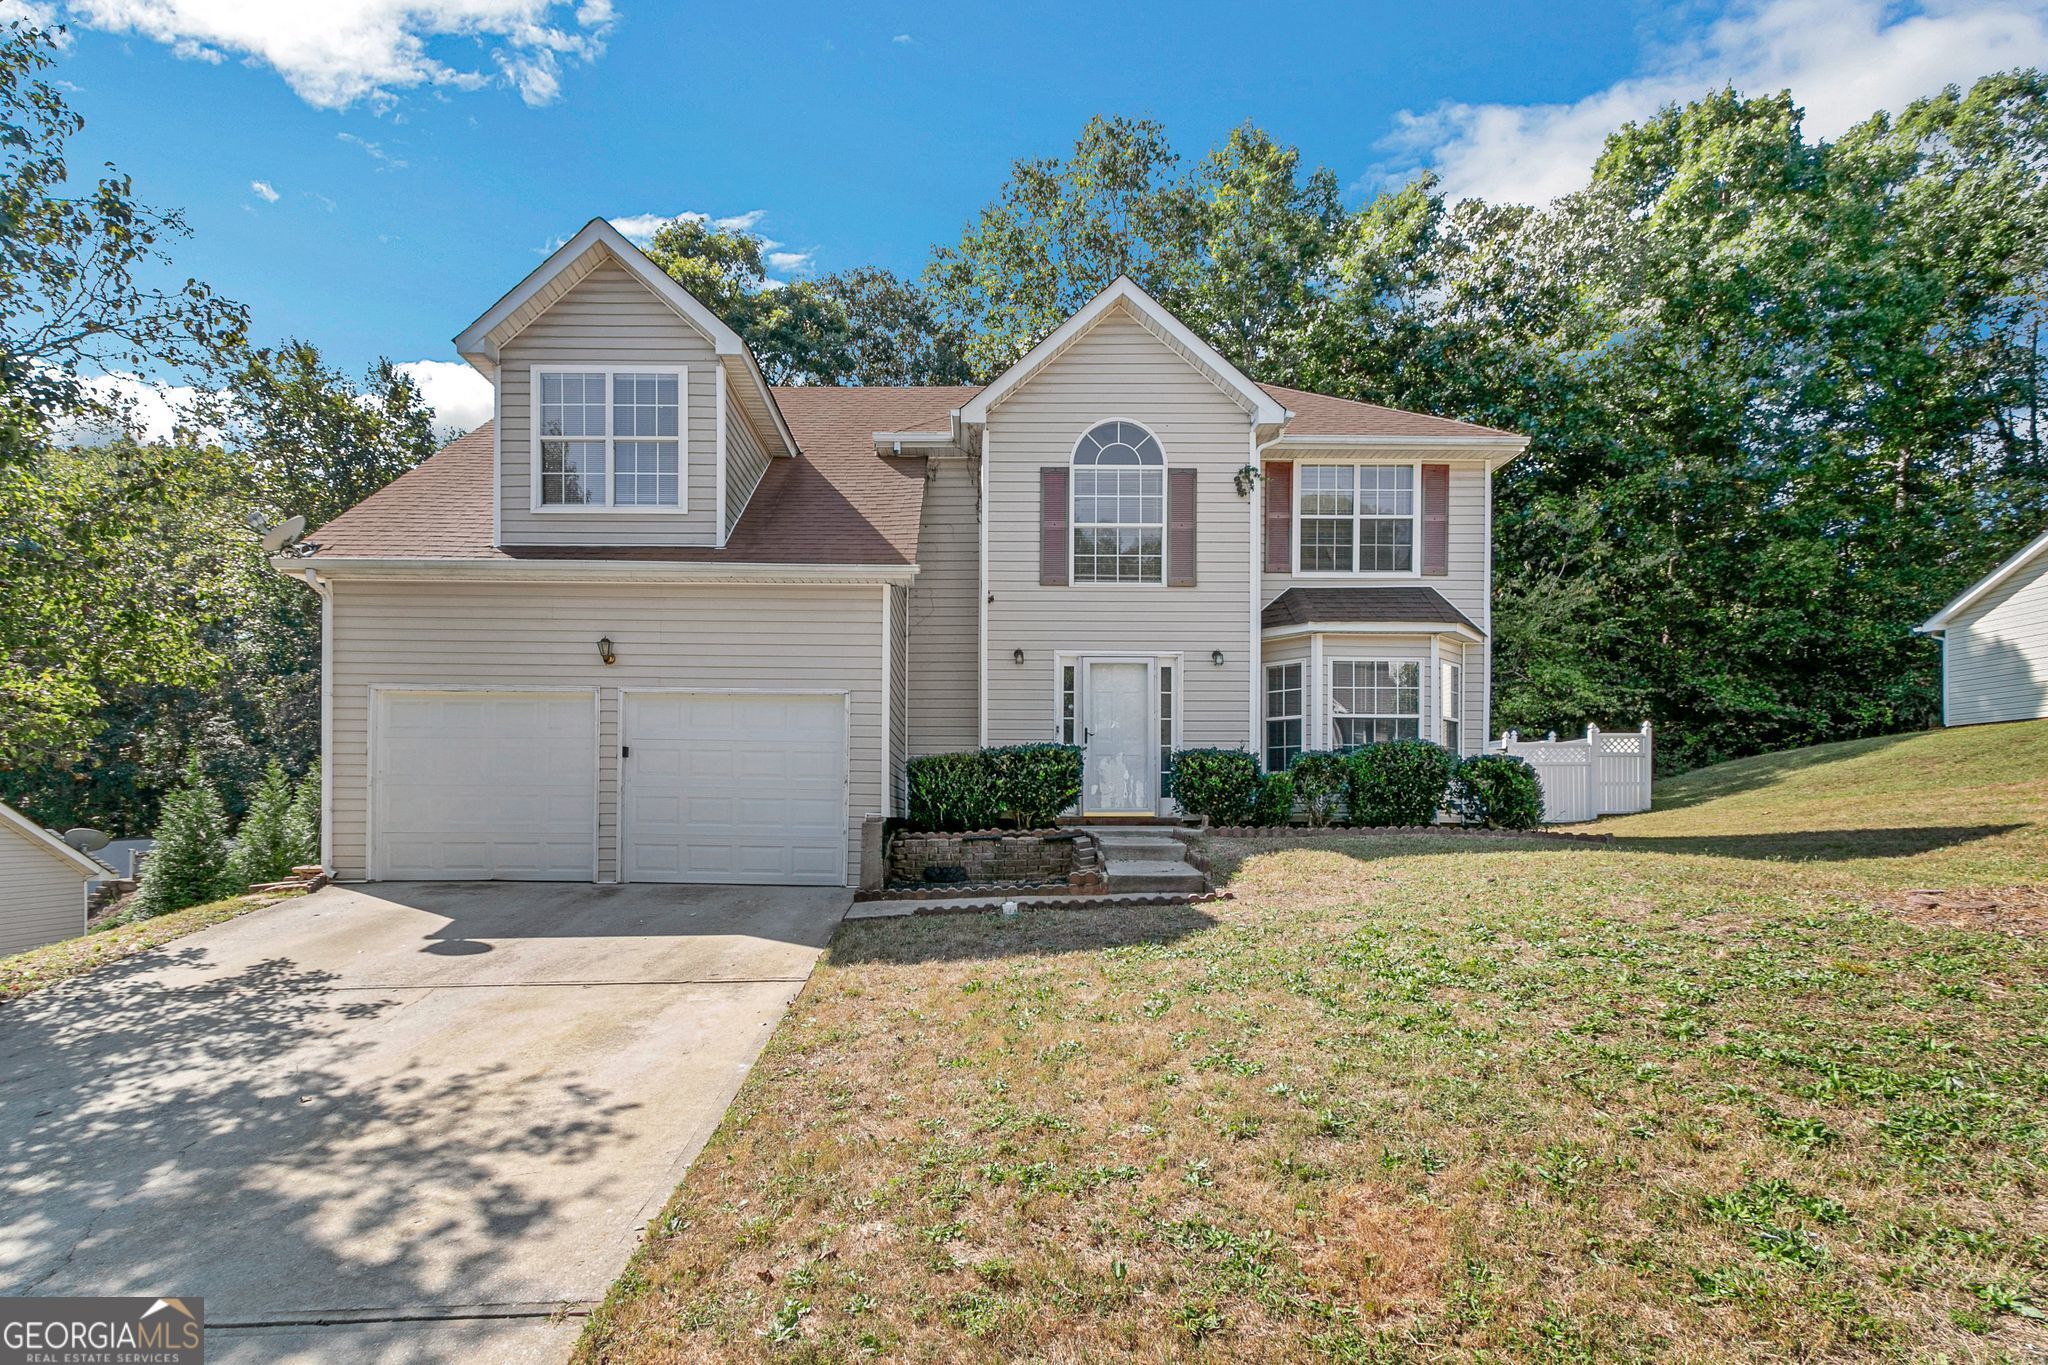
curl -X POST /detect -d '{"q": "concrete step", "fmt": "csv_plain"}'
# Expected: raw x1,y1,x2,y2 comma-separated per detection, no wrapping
1103,858,1208,895
1087,836,1187,861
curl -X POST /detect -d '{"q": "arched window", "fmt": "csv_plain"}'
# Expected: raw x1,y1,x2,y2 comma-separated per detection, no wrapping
1071,420,1164,583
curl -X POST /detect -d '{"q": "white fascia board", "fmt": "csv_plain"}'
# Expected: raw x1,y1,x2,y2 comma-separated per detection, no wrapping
452,218,796,457
1266,434,1529,459
1917,524,2048,632
1262,620,1484,644
275,554,917,587
0,800,103,879
959,277,1287,427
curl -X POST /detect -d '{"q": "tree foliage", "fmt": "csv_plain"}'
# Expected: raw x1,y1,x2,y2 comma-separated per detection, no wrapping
130,756,234,918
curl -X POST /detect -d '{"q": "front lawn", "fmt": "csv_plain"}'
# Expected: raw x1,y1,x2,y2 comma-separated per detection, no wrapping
581,722,2048,1361
0,892,292,1005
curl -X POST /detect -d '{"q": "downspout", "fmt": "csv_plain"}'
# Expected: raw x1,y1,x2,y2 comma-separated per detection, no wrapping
300,567,334,875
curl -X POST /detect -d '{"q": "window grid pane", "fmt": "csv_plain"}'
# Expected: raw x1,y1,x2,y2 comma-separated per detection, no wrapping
1329,660,1421,752
1296,463,1415,574
1159,666,1174,796
1061,665,1076,744
1073,464,1165,583
1265,662,1304,771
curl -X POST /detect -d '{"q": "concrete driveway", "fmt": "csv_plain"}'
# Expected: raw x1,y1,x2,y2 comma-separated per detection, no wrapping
0,881,848,1362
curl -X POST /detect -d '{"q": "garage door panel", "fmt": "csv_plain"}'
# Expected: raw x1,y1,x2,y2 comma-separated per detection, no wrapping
372,690,597,881
624,693,845,887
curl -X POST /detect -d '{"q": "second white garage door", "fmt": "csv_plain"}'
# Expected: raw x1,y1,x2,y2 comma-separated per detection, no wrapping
621,692,847,886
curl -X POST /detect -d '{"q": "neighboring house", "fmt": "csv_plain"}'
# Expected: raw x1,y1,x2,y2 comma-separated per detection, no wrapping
1917,525,2048,726
0,801,98,956
286,218,1525,888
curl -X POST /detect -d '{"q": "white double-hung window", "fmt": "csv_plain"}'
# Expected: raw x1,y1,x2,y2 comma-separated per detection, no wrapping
1297,463,1417,573
534,368,685,509
1330,659,1422,748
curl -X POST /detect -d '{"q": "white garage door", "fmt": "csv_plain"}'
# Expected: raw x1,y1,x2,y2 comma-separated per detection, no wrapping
623,692,847,886
372,690,597,881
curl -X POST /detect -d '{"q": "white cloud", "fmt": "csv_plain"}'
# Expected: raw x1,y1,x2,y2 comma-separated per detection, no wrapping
394,359,492,438
891,32,913,43
60,0,613,110
250,178,279,202
58,373,206,445
337,131,407,169
1384,0,2048,205
765,249,813,274
0,1,59,28
606,208,769,246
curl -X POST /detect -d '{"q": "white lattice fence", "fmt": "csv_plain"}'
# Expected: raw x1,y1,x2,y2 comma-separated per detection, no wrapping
1492,722,1654,823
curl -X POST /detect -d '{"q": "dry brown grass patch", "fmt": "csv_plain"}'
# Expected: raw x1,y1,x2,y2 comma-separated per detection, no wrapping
1298,1181,1449,1322
1885,885,2048,937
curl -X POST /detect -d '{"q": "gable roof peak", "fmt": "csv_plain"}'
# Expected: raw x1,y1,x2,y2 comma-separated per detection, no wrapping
958,274,1290,427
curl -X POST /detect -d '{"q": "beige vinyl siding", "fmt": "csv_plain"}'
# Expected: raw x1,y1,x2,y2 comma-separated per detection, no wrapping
0,824,88,956
1259,458,1490,622
985,308,1255,757
906,457,981,755
725,390,771,537
498,259,721,547
1944,550,2048,725
327,578,883,885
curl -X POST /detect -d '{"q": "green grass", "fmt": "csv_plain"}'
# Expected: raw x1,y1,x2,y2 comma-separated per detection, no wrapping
580,723,2048,1362
0,892,291,1005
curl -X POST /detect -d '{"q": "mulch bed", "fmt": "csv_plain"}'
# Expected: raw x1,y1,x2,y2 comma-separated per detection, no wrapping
1883,886,2048,937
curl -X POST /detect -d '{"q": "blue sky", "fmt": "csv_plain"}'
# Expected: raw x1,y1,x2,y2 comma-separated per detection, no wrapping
21,0,2048,432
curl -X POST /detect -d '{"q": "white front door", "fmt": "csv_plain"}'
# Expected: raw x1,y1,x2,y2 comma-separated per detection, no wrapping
622,692,847,886
1081,659,1156,815
371,689,598,881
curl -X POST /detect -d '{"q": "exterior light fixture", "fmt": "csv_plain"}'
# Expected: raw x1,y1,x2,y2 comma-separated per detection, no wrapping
598,636,616,666
1211,650,1226,667
1012,648,1025,665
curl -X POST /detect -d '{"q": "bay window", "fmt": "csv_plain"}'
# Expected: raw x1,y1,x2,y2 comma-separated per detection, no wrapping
1330,659,1421,748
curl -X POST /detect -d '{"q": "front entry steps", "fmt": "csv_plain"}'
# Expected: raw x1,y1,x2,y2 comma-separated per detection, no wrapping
1088,826,1209,895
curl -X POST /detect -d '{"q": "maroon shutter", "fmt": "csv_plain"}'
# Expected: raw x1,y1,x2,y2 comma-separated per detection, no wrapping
1167,467,1197,587
1421,463,1449,576
1263,461,1293,573
1040,467,1069,586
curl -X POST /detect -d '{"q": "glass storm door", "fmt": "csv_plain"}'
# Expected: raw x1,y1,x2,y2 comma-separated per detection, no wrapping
1081,659,1156,814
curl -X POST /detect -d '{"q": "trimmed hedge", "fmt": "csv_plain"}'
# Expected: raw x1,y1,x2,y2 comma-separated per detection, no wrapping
904,744,1082,831
1287,752,1347,827
1251,771,1295,827
1453,753,1544,830
988,743,1084,828
1343,739,1459,826
1170,748,1263,825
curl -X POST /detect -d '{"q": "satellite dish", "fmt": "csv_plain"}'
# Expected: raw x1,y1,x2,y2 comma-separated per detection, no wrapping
63,827,111,853
261,515,308,552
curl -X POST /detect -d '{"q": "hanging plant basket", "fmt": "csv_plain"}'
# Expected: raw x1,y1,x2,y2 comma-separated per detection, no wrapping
1233,464,1261,497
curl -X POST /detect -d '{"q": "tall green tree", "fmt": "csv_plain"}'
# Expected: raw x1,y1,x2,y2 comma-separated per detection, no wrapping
0,22,245,467
130,755,234,918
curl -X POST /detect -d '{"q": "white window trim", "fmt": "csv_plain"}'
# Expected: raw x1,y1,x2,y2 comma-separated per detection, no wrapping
1324,656,1425,749
1290,458,1423,579
1068,417,1169,589
1264,660,1305,771
1440,658,1463,753
529,364,690,514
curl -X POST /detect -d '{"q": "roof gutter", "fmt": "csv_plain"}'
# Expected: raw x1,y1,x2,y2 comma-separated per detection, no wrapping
272,555,918,586
1261,620,1485,644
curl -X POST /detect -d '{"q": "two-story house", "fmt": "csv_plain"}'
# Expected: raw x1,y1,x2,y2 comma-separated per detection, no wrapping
289,219,1525,887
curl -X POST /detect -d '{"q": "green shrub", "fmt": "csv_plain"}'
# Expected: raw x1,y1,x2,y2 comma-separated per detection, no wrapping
1171,749,1262,825
286,760,321,868
1251,772,1295,827
906,751,1002,831
987,743,1082,828
1287,752,1347,827
1454,754,1545,829
1343,739,1458,826
227,760,299,889
132,756,235,918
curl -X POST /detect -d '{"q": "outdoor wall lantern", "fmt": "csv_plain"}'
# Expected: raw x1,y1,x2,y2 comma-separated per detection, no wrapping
1211,650,1226,667
598,636,616,666
1013,648,1025,665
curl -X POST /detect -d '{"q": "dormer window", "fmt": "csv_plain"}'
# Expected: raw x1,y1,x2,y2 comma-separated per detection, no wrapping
533,367,685,510
1071,420,1164,584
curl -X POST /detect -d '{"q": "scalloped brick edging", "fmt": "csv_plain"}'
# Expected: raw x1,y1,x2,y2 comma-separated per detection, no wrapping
1204,824,1613,845
895,888,1235,917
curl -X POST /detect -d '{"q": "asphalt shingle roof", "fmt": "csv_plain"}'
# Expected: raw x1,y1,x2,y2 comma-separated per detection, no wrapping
1262,586,1481,634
